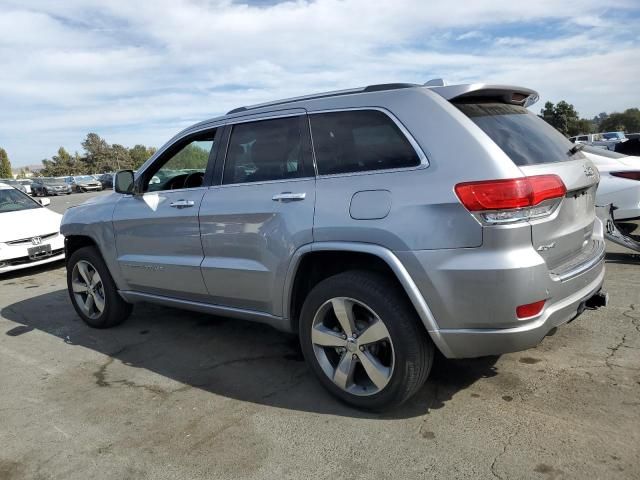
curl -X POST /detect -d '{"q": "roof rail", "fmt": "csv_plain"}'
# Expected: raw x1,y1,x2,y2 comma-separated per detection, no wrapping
362,82,419,92
225,83,421,115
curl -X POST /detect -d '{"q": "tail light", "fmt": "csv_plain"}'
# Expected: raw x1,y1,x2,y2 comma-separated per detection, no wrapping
610,171,640,181
455,174,566,224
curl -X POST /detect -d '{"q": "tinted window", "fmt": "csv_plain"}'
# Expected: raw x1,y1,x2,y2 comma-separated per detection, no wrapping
310,110,420,175
223,116,304,185
456,102,585,166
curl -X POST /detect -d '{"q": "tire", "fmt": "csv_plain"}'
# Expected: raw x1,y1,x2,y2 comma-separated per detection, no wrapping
299,270,433,411
66,246,133,328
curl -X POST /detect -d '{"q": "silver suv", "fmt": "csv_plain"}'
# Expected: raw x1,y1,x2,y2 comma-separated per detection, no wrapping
61,82,607,410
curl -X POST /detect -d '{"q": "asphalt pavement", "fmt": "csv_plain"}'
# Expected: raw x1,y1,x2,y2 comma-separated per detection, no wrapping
45,189,111,214
0,193,638,479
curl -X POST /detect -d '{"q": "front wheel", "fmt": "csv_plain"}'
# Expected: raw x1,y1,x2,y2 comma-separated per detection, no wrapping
299,270,433,411
67,246,133,328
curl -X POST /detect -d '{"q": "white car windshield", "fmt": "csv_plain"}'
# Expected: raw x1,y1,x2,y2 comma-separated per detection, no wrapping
75,176,95,182
0,188,41,213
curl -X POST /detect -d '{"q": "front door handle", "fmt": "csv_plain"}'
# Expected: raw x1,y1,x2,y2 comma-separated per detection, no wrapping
272,192,306,202
170,199,195,209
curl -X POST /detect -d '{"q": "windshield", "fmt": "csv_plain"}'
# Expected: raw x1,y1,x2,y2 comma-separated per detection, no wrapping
602,132,624,140
583,145,628,158
75,176,95,182
0,188,41,213
456,102,584,166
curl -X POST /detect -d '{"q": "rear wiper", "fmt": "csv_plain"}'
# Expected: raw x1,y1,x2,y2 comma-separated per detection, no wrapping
568,143,584,156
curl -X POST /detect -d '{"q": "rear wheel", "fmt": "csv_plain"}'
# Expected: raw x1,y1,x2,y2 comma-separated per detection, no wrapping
67,246,132,328
299,270,433,410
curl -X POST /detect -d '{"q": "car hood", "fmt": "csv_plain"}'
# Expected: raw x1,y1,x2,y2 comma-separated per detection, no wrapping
0,207,62,242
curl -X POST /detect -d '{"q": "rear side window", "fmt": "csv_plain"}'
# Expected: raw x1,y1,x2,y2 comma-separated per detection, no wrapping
456,103,584,166
223,116,304,185
310,110,420,175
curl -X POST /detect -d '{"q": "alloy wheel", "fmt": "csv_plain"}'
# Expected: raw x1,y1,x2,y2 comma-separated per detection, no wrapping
71,260,106,319
311,297,395,396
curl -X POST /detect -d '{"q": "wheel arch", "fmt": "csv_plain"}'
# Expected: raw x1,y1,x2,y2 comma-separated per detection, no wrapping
283,242,453,356
64,234,99,260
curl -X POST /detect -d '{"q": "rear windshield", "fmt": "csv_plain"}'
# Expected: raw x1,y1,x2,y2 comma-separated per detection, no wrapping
456,102,584,166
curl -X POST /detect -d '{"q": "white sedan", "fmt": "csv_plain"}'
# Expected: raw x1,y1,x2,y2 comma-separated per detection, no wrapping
0,183,65,274
583,146,640,252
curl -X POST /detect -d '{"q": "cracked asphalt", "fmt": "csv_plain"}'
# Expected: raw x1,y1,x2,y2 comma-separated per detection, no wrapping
0,193,638,479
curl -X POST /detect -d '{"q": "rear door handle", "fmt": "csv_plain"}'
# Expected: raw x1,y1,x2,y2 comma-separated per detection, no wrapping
272,192,306,202
170,199,195,209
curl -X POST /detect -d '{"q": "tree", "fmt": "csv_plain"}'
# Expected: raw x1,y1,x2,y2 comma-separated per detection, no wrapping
540,100,586,136
129,144,156,169
593,112,609,127
599,108,640,133
42,147,79,176
0,148,13,178
170,143,210,169
81,133,111,172
111,144,133,170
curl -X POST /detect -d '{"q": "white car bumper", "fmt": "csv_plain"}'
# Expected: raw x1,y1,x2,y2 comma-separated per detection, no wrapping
0,233,65,274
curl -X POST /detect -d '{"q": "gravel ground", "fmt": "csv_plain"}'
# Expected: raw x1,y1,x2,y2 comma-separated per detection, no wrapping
0,193,638,479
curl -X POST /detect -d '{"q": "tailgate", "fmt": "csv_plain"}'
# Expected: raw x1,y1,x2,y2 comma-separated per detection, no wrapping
520,159,599,271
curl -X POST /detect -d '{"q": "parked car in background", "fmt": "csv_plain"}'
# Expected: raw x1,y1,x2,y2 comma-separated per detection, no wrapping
97,173,114,189
16,179,33,195
569,132,627,151
65,175,103,193
582,145,640,252
61,81,608,410
614,138,640,156
626,133,640,140
0,179,27,194
32,177,73,196
0,182,65,274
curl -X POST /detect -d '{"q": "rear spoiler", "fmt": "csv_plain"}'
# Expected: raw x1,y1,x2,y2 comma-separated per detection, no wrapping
427,83,540,108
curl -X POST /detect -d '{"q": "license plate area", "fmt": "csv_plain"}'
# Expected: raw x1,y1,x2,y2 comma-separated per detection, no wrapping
27,244,52,260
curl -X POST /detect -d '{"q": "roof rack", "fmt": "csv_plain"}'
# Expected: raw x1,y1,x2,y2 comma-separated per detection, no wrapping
226,83,420,115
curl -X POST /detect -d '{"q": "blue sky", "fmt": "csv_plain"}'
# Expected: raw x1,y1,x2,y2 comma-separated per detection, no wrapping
1,0,639,167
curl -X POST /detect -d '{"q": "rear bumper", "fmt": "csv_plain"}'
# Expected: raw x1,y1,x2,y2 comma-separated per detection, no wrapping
435,265,604,358
396,219,607,358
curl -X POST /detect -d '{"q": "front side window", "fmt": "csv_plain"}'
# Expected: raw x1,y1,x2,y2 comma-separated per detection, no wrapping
310,110,420,175
223,116,304,185
0,188,40,213
146,132,216,192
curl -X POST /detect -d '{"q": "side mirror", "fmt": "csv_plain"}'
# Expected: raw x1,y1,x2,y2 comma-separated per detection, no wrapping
114,170,135,194
38,198,51,207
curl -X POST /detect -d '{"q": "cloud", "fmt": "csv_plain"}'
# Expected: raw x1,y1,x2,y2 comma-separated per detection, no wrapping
0,0,639,166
